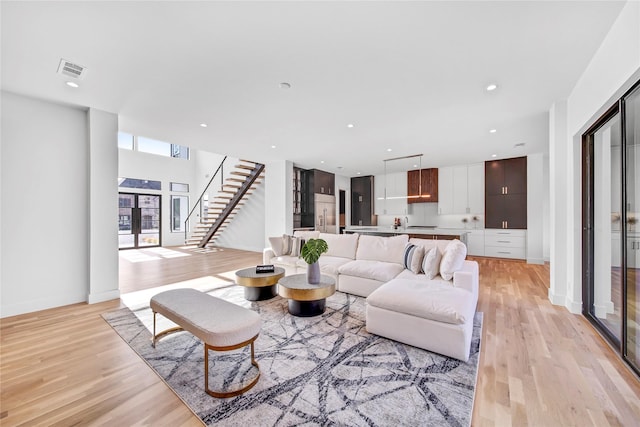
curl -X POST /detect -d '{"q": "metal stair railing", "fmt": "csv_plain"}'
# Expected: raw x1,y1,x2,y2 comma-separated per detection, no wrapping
184,155,227,242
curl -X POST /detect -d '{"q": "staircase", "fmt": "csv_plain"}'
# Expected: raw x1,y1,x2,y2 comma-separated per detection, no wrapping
186,159,265,249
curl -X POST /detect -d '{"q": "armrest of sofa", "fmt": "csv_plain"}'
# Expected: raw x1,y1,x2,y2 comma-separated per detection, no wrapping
263,248,276,265
453,260,479,301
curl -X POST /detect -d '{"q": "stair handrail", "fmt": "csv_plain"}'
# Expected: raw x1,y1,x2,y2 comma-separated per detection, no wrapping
184,155,227,242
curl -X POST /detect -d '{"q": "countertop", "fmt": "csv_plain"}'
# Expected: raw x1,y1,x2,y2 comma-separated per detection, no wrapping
345,226,471,236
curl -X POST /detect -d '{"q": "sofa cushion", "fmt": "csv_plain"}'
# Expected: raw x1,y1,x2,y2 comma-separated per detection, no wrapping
355,234,409,264
403,244,424,274
367,278,475,325
271,254,300,267
409,238,450,255
294,230,320,240
268,236,286,256
422,246,442,279
395,269,449,284
320,232,359,259
297,255,352,277
439,239,467,281
338,260,405,283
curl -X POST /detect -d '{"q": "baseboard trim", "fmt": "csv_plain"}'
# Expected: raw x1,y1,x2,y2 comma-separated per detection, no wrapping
527,257,544,265
548,289,566,306
1,293,86,318
88,289,121,304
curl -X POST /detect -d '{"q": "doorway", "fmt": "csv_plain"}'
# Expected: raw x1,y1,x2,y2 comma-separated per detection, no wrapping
119,193,161,249
582,80,640,376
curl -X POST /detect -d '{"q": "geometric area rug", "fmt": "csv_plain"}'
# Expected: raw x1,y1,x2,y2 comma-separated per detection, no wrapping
103,286,482,427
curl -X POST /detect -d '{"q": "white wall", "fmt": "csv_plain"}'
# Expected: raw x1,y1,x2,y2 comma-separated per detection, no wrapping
549,1,640,313
1,92,90,317
88,109,120,304
118,145,196,247
527,153,545,264
264,160,293,244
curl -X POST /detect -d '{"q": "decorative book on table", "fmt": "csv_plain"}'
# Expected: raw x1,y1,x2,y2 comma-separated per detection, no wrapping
256,264,275,273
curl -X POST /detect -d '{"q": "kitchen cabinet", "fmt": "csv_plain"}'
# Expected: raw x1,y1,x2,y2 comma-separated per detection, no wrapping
484,229,526,259
374,171,407,215
466,229,485,256
351,175,375,226
310,169,335,195
407,168,438,203
438,163,484,215
485,156,527,229
628,235,640,268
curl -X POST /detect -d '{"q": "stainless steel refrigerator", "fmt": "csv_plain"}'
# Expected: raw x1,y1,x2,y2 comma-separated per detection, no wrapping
315,194,336,233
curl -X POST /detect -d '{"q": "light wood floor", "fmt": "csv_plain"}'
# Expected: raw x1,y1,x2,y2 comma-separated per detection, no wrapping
1,248,639,426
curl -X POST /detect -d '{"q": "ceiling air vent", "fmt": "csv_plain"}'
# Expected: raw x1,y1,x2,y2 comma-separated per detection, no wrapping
57,59,87,79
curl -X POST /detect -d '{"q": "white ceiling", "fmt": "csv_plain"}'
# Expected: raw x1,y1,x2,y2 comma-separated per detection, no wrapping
1,1,625,175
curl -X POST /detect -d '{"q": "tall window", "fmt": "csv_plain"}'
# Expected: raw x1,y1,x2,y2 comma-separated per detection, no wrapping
171,195,189,233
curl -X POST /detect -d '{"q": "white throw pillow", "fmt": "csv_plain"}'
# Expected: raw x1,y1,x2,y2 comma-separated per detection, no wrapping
422,247,442,279
439,239,467,281
290,236,306,257
269,236,285,256
402,244,424,274
281,234,293,255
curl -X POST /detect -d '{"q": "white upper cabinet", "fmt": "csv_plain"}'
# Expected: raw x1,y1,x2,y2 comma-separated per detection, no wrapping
438,162,484,215
374,171,407,215
467,163,485,214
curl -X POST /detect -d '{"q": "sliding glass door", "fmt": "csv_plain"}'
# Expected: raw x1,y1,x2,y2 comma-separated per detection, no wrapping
583,81,640,376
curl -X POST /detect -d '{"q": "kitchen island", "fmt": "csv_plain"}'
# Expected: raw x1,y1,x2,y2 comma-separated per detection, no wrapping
344,226,469,245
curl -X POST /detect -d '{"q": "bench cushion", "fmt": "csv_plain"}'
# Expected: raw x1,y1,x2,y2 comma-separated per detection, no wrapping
150,288,261,348
366,278,475,325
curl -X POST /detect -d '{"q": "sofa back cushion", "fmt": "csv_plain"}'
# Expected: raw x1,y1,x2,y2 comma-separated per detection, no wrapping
319,232,359,259
294,230,320,240
355,234,409,264
409,238,450,254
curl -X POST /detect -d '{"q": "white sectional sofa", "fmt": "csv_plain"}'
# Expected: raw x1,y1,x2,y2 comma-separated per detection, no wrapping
263,232,479,361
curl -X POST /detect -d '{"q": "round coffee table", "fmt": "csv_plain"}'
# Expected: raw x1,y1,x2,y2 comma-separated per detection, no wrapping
235,267,285,301
277,274,336,317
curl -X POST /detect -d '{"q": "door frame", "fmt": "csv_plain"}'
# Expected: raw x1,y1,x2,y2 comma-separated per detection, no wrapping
118,192,162,250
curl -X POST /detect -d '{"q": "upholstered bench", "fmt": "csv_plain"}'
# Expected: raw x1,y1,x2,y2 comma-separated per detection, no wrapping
150,288,261,397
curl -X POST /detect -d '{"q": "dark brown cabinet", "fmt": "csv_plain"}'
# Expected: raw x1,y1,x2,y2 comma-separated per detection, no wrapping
407,168,438,203
351,176,375,226
485,156,527,229
311,169,335,195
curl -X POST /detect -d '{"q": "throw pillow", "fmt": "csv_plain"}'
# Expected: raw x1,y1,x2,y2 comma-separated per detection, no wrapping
403,244,424,274
268,236,285,256
290,237,306,257
281,234,293,255
422,247,442,279
439,239,467,281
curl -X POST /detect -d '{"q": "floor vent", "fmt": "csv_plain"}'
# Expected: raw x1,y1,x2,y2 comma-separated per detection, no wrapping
57,59,87,79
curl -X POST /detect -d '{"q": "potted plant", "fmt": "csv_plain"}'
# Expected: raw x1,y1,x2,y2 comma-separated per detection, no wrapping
300,238,328,284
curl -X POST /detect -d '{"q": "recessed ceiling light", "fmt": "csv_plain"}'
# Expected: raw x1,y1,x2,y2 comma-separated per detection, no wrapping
387,148,392,152
486,84,498,91
347,123,355,128
356,172,361,175
66,81,79,88
491,154,497,158
271,145,276,149
489,129,497,133
279,82,291,89
320,160,325,164
199,123,208,128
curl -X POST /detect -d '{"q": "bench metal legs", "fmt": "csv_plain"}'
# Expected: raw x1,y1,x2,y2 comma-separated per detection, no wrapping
204,335,260,398
152,311,260,398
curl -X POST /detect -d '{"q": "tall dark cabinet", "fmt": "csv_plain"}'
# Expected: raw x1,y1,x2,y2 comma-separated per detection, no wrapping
296,168,336,229
351,175,375,226
485,156,527,229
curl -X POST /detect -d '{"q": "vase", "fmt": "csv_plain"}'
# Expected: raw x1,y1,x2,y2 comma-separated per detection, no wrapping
307,262,320,284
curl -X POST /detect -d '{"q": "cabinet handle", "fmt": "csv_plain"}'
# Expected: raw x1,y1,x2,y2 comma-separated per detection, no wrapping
505,186,508,195
501,187,505,195
498,240,510,243
498,251,510,254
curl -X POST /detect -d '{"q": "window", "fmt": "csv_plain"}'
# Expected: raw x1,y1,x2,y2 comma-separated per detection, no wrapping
171,195,189,232
118,177,162,191
170,182,189,192
137,136,190,159
118,132,134,150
